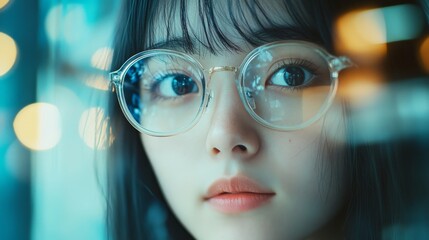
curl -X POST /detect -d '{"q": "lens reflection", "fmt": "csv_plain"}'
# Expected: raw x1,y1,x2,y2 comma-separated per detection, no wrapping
122,52,205,135
241,43,334,129
119,42,345,135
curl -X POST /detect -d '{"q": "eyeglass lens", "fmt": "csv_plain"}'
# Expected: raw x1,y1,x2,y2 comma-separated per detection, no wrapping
240,43,332,129
120,43,335,135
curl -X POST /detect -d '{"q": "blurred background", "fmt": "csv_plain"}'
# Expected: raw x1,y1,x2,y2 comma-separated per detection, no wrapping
1,0,118,239
0,0,428,240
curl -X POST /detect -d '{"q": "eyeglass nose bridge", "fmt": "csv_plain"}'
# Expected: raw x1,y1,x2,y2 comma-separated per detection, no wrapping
207,66,238,79
204,66,239,109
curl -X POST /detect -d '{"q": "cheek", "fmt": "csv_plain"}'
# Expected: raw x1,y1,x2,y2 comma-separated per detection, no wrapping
274,142,345,210
141,134,202,220
261,124,346,237
140,101,347,240
142,135,192,189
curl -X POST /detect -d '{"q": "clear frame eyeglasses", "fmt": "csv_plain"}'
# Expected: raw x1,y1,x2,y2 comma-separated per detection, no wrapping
109,40,353,137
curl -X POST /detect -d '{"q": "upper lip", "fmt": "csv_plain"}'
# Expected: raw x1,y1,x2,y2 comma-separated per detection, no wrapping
203,175,275,200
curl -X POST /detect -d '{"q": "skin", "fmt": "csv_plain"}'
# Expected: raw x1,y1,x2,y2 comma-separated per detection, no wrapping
141,1,347,239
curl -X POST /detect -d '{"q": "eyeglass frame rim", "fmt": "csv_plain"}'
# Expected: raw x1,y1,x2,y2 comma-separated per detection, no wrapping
109,40,353,137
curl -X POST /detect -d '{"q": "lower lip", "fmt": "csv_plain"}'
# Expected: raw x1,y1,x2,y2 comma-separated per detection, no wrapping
207,193,275,213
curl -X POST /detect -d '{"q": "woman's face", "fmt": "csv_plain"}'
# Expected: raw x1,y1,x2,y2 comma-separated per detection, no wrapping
141,1,347,239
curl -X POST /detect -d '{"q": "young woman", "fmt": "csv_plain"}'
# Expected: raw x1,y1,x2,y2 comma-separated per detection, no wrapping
104,0,406,239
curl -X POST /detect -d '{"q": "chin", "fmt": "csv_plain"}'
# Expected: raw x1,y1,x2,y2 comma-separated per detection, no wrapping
188,221,304,240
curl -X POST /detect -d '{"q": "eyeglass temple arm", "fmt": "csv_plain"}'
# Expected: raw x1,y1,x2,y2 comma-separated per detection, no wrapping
109,71,121,85
330,56,356,72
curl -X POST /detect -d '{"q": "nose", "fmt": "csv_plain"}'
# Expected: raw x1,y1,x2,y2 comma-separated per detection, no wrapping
204,71,261,161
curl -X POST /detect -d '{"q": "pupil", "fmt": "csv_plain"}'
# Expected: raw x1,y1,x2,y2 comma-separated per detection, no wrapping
172,75,195,95
283,66,304,86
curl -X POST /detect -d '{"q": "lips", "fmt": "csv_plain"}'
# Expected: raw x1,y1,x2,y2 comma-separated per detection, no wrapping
203,175,275,213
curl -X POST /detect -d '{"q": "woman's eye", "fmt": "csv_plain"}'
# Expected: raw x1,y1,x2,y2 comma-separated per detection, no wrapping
267,65,314,87
153,73,199,98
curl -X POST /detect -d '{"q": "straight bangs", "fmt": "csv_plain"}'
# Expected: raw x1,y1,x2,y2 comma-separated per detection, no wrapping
111,0,334,71
143,0,329,54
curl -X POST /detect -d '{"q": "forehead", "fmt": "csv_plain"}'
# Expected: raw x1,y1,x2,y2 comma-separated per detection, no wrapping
149,0,302,52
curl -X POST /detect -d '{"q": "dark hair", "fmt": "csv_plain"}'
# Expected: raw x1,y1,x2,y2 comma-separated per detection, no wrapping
105,0,410,239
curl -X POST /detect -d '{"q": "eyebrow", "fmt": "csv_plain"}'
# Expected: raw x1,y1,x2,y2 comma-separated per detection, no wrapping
148,25,323,52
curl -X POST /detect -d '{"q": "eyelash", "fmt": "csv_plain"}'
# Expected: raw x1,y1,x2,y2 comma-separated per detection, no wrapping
268,58,320,91
278,58,320,75
150,70,199,102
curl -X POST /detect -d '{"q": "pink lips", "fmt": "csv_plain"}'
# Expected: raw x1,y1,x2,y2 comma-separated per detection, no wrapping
203,175,275,213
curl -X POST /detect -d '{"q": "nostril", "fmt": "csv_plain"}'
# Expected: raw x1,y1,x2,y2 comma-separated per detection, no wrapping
234,144,247,152
211,147,220,155
212,145,247,155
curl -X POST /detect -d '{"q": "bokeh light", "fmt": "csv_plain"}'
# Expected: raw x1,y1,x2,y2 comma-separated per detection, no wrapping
13,103,61,151
44,4,62,42
335,4,425,62
382,4,424,43
0,0,10,10
5,141,31,182
335,7,387,60
79,107,114,149
420,36,429,73
91,47,113,71
338,69,384,106
63,4,86,44
0,32,18,76
85,75,110,91
396,80,429,134
45,4,88,44
0,110,6,138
